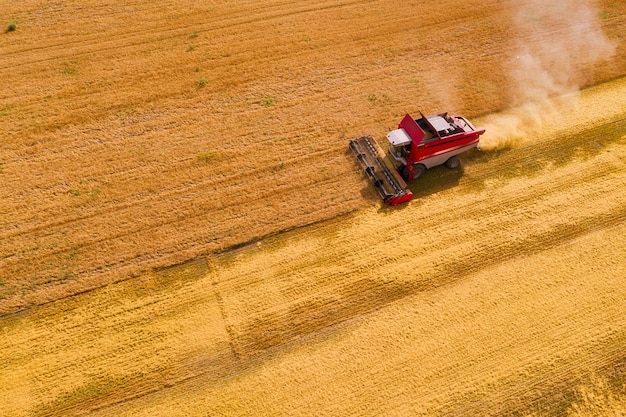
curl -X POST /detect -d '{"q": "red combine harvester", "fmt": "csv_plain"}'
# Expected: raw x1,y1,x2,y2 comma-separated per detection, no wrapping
349,112,485,205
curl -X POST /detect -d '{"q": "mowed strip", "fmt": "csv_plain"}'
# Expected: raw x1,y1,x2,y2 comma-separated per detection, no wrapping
95,221,626,417
1,0,624,313
1,112,625,415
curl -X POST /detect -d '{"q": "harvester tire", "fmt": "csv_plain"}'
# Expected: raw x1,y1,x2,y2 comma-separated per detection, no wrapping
400,165,410,181
445,156,460,169
413,164,426,180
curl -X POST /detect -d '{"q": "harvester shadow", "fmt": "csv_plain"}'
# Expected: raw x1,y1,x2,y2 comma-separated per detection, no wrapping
405,165,465,199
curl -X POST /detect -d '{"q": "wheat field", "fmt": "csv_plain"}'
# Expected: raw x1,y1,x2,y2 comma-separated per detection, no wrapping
1,0,626,416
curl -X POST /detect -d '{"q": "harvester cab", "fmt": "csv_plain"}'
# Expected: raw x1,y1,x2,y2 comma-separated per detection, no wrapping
350,111,485,205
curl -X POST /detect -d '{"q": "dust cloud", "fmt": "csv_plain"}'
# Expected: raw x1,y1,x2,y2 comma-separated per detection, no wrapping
479,0,615,151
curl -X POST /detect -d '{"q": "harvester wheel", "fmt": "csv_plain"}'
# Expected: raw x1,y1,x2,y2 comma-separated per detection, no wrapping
412,164,426,180
400,165,410,181
445,156,460,169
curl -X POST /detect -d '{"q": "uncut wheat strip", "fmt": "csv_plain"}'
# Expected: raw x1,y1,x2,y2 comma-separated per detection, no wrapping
0,174,357,291
0,127,350,236
0,145,352,270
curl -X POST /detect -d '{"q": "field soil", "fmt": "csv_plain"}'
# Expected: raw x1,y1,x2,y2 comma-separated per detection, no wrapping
1,0,626,416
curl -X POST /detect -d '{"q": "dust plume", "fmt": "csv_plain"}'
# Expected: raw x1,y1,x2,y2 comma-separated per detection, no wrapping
480,0,615,151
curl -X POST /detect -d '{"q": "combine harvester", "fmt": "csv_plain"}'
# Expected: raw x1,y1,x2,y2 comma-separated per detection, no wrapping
349,112,485,205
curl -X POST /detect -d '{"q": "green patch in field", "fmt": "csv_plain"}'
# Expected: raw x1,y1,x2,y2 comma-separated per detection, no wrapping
259,97,275,107
272,161,286,171
33,377,118,417
68,187,101,198
367,93,391,106
62,62,77,75
5,20,17,33
197,151,217,162
67,179,102,200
